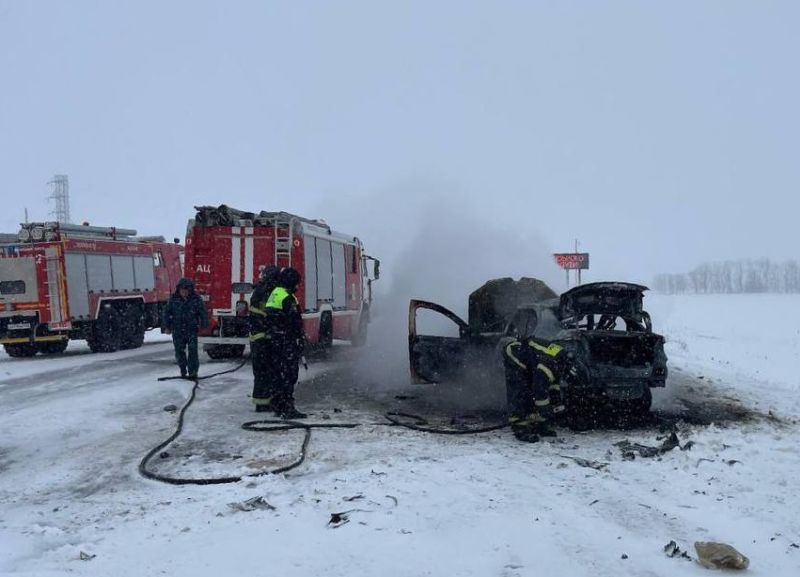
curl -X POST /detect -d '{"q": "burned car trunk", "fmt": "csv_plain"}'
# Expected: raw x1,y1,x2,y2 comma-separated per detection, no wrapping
409,278,668,417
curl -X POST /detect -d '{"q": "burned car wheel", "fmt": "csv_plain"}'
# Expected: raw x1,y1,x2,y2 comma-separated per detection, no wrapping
612,387,653,416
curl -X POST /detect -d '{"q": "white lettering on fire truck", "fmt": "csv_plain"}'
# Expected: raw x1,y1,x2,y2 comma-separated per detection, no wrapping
196,264,211,273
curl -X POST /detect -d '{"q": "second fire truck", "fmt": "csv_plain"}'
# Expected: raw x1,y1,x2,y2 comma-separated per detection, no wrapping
0,222,183,356
185,205,379,358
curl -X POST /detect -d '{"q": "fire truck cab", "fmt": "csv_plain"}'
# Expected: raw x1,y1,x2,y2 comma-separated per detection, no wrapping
0,222,183,357
185,205,379,358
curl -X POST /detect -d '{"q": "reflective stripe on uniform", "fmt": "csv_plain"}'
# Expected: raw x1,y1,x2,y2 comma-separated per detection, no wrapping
249,332,266,342
252,396,272,406
249,305,266,316
505,342,527,369
528,339,563,357
534,398,551,407
549,383,561,392
536,363,555,383
510,412,548,426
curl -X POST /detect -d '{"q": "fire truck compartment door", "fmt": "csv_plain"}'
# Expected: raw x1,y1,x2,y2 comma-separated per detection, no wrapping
408,299,469,384
0,256,39,304
65,253,90,318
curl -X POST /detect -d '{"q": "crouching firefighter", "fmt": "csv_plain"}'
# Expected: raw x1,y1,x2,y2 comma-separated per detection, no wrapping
248,267,307,419
503,336,576,442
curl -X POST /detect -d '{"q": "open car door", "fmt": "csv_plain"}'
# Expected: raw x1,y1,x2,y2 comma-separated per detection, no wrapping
408,299,470,384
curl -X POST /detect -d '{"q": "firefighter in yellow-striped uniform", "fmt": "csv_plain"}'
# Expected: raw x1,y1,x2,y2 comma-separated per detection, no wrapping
249,267,307,419
503,335,576,442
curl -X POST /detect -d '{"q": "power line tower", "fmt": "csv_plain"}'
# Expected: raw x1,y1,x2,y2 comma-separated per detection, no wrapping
48,174,71,224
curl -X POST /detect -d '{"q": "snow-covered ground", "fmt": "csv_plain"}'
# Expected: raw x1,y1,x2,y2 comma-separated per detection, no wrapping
0,296,798,576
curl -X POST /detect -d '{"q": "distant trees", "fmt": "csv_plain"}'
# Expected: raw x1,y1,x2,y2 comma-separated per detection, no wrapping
653,259,800,294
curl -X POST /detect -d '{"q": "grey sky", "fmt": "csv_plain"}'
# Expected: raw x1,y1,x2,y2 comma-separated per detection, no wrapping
1,1,798,289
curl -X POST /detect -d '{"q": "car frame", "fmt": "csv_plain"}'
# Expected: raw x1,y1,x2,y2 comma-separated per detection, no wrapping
408,280,668,416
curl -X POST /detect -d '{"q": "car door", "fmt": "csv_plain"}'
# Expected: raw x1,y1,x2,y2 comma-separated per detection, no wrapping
408,299,470,384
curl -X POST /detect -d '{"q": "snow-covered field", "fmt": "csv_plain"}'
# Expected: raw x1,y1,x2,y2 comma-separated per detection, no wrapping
1,295,798,576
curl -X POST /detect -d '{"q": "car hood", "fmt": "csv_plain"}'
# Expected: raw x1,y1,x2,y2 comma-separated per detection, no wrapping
560,282,649,318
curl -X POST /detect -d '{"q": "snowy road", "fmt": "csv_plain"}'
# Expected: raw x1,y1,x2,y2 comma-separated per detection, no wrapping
1,296,799,576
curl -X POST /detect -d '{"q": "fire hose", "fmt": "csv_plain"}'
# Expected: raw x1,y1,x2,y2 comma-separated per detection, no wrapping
139,358,509,486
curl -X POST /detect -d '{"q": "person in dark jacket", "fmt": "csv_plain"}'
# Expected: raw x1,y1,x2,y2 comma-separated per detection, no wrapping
163,278,209,378
503,335,576,442
250,267,306,418
249,265,281,410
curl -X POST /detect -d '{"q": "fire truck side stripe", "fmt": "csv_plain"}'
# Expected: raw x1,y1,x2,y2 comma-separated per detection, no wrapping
244,227,253,287
231,227,241,309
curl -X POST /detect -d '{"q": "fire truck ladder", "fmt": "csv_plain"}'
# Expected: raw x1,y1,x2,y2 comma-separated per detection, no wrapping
273,216,297,269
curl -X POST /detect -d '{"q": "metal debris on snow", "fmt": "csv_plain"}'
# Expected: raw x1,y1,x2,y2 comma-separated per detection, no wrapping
163,404,178,413
694,541,750,570
558,455,608,470
227,496,276,513
615,432,690,459
79,551,96,561
664,540,692,560
328,511,350,528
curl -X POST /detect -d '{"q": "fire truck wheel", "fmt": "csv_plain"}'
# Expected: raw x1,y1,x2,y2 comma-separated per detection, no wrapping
318,312,334,352
119,307,145,350
37,340,69,355
90,307,122,353
4,343,37,358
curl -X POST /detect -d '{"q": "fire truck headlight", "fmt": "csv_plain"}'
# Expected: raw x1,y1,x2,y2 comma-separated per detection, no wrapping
31,227,45,241
18,228,31,242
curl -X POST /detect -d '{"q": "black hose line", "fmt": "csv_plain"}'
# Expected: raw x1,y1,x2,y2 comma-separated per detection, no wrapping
140,358,508,486
384,411,510,435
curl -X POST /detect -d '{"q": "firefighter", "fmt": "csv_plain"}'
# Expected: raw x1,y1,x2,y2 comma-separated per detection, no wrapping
249,265,281,412
250,267,307,419
163,278,209,379
503,335,576,442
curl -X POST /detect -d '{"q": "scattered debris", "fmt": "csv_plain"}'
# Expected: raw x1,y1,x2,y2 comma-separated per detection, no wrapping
370,469,387,476
616,432,689,459
694,542,749,570
725,460,741,466
589,499,599,506
696,458,715,467
558,455,608,470
790,543,799,549
79,551,96,561
621,554,628,559
327,508,372,528
227,496,276,513
384,495,399,507
394,395,417,401
343,494,365,502
328,511,350,528
163,404,178,413
159,451,170,459
664,540,692,560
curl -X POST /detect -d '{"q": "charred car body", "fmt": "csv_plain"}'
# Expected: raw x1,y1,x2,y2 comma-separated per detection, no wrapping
408,278,667,416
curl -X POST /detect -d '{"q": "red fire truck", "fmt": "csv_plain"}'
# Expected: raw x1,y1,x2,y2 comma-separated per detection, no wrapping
0,222,184,357
185,205,379,359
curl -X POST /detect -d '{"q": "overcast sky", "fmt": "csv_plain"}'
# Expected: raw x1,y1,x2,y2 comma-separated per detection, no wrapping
1,1,798,291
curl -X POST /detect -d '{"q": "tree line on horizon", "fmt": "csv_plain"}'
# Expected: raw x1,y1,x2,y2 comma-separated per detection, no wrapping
653,258,800,294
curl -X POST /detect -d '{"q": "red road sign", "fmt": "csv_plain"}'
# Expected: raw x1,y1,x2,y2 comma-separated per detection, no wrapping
554,252,590,270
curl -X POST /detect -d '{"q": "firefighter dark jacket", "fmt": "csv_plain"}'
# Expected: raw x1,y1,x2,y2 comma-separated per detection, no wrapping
163,278,209,338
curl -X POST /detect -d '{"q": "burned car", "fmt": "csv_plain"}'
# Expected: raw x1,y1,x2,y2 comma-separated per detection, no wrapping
408,278,667,416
